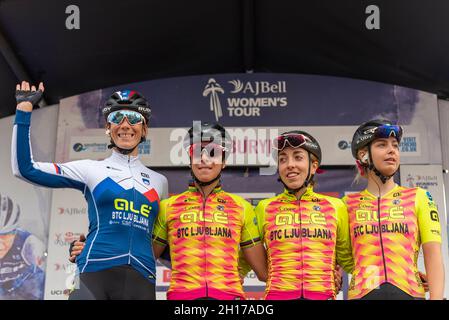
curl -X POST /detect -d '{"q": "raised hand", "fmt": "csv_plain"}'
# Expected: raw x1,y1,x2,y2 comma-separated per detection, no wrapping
16,81,44,112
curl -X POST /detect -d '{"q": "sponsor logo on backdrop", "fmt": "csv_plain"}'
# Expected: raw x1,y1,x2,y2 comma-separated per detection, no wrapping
50,289,71,296
203,78,288,119
54,263,77,273
58,207,87,215
138,141,151,155
203,78,225,121
163,269,171,283
405,174,438,189
54,232,84,246
170,123,279,168
338,140,351,150
72,140,150,155
399,136,417,153
73,142,107,153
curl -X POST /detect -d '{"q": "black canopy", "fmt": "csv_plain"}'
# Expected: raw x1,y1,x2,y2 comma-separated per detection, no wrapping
1,0,448,118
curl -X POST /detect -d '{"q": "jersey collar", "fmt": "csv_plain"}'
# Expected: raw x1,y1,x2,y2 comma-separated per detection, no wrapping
361,184,401,198
282,186,314,200
110,149,141,167
187,180,222,194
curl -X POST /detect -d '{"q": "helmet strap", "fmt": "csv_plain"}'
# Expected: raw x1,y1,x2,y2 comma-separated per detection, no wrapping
367,144,395,184
107,136,145,155
191,171,221,187
278,152,313,195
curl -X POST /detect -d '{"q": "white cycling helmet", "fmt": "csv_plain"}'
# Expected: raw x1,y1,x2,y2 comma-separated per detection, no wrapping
0,194,20,234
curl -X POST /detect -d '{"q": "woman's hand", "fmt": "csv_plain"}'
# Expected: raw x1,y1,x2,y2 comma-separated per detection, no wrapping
16,81,44,112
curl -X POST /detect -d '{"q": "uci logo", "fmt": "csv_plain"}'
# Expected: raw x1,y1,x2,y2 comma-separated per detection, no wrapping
114,199,152,218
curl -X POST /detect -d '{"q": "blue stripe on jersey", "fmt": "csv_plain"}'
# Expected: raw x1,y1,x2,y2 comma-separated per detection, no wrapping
15,113,84,191
92,177,125,199
14,110,165,284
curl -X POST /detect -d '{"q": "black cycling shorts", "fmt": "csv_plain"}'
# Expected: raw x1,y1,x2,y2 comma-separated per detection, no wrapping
359,282,424,300
68,265,155,300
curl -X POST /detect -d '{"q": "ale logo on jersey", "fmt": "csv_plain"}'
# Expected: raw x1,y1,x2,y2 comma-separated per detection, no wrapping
203,78,288,120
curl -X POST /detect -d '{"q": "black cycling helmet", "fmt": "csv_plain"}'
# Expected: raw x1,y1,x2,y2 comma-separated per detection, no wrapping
275,130,322,165
183,121,232,160
102,90,151,126
274,130,322,193
351,119,403,183
102,90,151,155
184,121,232,186
351,119,403,159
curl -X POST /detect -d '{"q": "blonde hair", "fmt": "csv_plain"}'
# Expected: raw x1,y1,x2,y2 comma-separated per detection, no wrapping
352,147,369,185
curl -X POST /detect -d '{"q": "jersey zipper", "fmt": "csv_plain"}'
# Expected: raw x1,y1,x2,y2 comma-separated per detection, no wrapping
297,196,304,299
200,190,209,298
377,196,388,283
127,155,134,265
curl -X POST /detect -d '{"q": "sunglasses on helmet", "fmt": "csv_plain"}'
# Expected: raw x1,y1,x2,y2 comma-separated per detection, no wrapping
273,133,310,151
107,110,145,126
373,124,403,142
188,143,225,160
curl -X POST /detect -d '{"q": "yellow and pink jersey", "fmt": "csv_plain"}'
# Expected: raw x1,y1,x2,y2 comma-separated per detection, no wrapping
152,184,261,300
342,185,442,299
255,187,353,300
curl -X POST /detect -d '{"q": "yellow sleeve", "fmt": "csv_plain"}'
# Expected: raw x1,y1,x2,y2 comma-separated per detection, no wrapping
254,200,268,244
415,188,442,244
238,198,268,278
152,198,169,246
237,249,252,279
240,199,262,248
335,197,354,274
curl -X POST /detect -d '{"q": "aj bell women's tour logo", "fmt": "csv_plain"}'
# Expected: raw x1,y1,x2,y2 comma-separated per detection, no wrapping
203,78,288,121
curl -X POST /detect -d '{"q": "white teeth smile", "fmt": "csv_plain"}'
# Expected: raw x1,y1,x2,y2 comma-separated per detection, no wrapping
287,173,299,178
118,133,134,138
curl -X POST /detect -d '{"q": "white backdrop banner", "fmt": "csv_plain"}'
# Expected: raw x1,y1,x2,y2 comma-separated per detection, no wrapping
43,190,88,299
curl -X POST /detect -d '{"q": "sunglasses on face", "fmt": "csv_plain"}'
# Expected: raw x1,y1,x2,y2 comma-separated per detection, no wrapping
188,143,225,160
273,133,310,151
107,110,145,126
373,124,403,142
